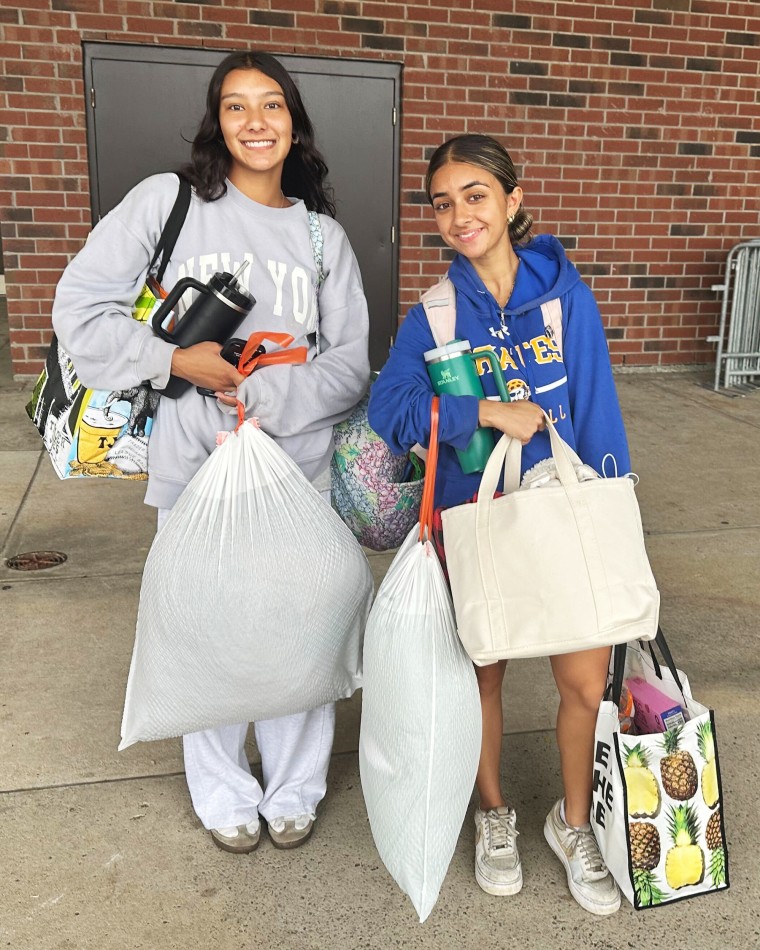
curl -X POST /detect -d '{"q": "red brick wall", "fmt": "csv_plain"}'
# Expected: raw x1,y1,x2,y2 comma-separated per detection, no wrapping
2,0,759,376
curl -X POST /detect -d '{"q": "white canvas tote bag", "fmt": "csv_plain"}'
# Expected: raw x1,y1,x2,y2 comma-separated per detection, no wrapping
441,414,659,663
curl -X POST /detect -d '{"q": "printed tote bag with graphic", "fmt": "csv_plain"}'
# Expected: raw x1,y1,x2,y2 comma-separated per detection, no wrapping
591,629,729,909
26,174,191,480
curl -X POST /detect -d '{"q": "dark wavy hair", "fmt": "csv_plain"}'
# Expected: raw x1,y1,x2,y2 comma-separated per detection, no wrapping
180,51,335,216
425,134,533,243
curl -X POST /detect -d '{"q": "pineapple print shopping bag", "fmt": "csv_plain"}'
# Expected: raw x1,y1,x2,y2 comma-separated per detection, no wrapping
591,628,729,910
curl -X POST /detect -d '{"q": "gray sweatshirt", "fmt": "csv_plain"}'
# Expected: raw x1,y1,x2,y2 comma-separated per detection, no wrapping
52,173,371,508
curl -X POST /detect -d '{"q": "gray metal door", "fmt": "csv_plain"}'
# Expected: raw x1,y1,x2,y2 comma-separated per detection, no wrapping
84,43,400,369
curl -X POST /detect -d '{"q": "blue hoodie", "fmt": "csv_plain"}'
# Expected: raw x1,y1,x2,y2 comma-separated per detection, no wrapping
368,235,630,508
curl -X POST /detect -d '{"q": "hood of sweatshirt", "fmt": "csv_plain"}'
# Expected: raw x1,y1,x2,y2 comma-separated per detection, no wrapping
447,234,582,318
368,233,630,509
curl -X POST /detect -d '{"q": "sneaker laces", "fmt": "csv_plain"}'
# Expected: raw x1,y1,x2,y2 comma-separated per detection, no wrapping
566,827,608,882
484,810,519,856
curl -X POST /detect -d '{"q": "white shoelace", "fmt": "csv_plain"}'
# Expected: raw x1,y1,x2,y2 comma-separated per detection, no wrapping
566,827,607,881
484,811,519,855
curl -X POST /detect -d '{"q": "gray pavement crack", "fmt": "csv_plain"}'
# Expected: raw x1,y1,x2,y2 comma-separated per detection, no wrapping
1,450,44,556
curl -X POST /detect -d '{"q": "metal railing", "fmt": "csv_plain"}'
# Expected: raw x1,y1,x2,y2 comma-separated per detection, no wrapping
708,239,760,391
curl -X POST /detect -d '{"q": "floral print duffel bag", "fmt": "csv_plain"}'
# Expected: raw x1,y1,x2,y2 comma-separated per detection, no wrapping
331,386,424,552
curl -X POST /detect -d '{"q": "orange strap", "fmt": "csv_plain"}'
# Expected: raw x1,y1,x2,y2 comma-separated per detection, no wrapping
418,396,440,542
233,331,308,430
237,331,308,377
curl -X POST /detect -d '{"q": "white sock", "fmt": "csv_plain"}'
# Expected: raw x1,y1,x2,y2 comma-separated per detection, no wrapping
560,799,590,831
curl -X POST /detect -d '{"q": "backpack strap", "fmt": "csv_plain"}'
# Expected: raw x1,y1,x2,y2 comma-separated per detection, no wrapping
151,173,192,284
422,276,564,359
421,276,457,347
308,210,325,286
307,210,325,355
413,276,455,463
540,297,564,358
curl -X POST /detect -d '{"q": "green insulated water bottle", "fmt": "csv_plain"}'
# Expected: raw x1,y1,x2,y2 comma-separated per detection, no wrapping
424,339,510,474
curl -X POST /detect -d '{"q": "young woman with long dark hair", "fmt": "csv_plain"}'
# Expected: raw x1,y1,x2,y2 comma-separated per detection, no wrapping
53,50,370,853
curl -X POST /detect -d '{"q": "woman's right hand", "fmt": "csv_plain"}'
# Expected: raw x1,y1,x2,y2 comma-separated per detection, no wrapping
170,341,245,393
478,399,546,445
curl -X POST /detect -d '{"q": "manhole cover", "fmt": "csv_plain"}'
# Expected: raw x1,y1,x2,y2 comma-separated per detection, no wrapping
5,551,68,572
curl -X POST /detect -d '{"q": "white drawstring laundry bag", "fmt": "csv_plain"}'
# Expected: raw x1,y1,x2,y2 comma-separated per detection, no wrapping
119,416,373,749
359,399,481,922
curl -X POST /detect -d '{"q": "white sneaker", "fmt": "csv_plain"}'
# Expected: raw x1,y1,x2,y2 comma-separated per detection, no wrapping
543,800,621,915
474,807,523,896
210,819,260,854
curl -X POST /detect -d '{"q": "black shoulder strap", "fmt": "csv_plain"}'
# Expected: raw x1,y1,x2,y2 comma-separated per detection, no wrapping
150,173,192,283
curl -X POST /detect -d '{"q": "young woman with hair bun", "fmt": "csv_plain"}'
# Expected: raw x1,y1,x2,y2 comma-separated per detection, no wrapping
369,132,628,916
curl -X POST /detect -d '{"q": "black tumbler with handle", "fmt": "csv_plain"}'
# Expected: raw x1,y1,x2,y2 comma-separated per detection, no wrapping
151,263,256,398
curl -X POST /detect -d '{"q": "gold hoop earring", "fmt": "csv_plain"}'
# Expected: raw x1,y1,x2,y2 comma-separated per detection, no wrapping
508,214,515,224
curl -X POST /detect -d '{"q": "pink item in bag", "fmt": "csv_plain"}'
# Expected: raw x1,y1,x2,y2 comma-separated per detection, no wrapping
626,677,687,734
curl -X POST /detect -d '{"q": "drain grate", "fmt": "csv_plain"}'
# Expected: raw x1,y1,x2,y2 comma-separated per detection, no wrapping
5,551,68,572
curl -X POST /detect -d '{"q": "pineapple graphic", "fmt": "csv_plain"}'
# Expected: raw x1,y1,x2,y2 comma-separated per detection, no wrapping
697,720,719,809
660,726,698,801
629,821,666,907
665,803,705,889
623,743,661,817
705,809,727,887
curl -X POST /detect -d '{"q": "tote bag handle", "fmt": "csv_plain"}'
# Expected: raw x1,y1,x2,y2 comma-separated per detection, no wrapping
480,411,585,502
610,627,686,707
419,397,440,542
476,413,585,535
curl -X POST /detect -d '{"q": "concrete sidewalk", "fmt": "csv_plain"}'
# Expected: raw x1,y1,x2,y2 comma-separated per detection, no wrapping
2,322,758,948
